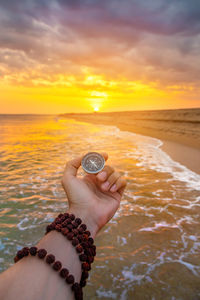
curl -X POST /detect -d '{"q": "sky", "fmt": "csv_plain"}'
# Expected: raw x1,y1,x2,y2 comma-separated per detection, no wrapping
0,0,200,113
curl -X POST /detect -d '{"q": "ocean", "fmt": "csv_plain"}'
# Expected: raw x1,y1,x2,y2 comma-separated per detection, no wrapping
0,114,200,299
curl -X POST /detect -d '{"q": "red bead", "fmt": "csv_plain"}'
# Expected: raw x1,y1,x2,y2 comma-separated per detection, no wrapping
53,261,62,271
38,249,47,259
46,254,55,264
67,232,74,240
76,245,83,253
29,247,37,256
66,274,75,284
79,254,87,262
60,268,69,278
72,238,79,246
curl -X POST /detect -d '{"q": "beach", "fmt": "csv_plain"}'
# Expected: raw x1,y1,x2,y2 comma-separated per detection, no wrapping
61,108,200,174
1,114,200,299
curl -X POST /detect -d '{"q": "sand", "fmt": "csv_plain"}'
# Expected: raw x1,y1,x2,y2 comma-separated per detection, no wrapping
60,109,200,174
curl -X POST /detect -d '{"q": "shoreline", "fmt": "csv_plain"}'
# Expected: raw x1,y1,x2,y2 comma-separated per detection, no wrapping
60,111,200,175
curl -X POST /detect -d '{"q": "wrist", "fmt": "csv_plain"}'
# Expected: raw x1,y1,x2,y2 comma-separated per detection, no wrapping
68,206,99,239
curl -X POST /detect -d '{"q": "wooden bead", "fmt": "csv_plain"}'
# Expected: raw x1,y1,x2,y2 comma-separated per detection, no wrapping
61,228,69,236
58,213,64,218
22,247,29,256
75,218,82,225
66,274,75,284
79,254,87,262
67,224,73,231
69,214,75,221
63,212,70,218
82,262,90,271
81,270,89,280
88,237,94,245
80,224,87,231
38,249,47,259
60,268,69,278
29,247,37,256
53,261,62,271
67,232,74,240
76,245,83,253
55,224,62,231
46,254,55,264
72,238,79,246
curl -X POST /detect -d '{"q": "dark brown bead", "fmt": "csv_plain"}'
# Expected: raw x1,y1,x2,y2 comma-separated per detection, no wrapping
58,213,64,218
22,247,29,256
17,250,24,259
53,261,62,271
29,246,37,256
72,238,79,246
82,262,90,271
72,228,79,235
76,245,83,253
63,212,70,218
81,270,89,280
81,242,88,249
46,254,55,264
87,256,94,264
55,218,62,225
67,224,73,231
72,282,80,291
60,268,69,278
67,232,74,240
66,274,75,284
69,214,75,220
80,280,86,287
77,235,84,242
88,237,94,245
60,216,66,223
85,230,91,236
62,219,71,227
46,224,52,233
61,228,69,236
38,249,47,259
14,256,20,263
55,224,62,231
80,224,87,231
79,254,87,262
75,218,82,225
78,227,84,234
72,222,79,229
84,248,91,256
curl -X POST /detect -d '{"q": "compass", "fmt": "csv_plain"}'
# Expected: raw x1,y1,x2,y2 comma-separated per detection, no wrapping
81,152,105,174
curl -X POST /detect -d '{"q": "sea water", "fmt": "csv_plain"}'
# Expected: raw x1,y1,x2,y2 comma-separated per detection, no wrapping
0,115,200,299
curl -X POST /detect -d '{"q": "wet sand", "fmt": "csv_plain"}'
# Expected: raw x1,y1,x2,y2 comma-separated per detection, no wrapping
60,109,200,174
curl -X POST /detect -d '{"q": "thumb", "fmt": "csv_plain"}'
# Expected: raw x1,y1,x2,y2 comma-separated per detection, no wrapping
64,155,83,178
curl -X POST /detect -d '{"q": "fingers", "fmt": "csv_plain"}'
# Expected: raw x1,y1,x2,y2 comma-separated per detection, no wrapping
97,165,127,195
64,155,83,178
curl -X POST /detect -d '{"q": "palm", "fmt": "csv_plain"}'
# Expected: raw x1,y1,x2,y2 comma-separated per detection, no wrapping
65,174,121,228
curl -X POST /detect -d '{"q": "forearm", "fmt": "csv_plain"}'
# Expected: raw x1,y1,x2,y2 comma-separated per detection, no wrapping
0,210,98,300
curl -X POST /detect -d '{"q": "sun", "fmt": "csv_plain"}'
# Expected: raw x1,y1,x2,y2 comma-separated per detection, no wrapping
94,106,99,112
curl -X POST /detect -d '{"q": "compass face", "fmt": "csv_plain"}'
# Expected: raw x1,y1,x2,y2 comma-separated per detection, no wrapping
81,152,105,174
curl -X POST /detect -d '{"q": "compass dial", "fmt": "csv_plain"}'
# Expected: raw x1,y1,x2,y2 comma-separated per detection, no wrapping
81,152,105,174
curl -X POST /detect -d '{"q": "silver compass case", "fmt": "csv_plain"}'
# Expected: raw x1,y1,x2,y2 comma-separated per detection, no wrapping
81,152,105,174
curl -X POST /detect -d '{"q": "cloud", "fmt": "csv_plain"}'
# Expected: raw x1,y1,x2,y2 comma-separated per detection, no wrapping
0,0,200,93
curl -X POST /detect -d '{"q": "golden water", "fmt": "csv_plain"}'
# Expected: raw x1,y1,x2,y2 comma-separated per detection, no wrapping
0,115,200,299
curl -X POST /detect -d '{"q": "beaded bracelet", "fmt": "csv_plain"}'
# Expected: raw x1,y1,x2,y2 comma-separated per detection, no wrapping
14,246,83,300
45,213,96,288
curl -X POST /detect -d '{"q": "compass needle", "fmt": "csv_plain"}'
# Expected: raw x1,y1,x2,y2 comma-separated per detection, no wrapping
81,152,105,174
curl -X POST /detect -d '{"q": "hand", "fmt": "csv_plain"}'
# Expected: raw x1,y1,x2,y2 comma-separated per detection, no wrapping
61,152,127,237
